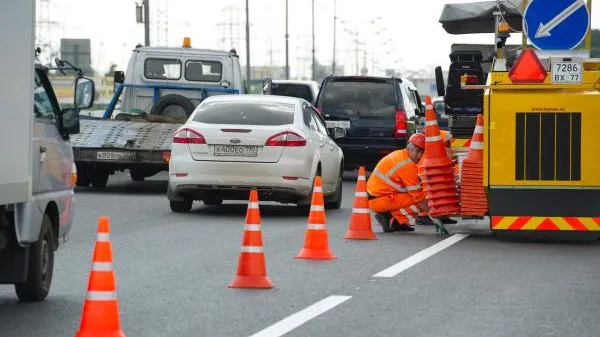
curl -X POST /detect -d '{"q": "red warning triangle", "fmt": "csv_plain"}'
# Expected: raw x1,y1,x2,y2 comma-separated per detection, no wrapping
508,48,547,84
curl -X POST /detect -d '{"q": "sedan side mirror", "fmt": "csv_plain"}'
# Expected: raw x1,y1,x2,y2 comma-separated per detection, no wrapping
262,78,272,95
61,108,80,135
74,77,95,109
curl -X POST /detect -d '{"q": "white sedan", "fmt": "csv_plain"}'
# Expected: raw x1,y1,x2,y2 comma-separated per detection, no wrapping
167,94,345,214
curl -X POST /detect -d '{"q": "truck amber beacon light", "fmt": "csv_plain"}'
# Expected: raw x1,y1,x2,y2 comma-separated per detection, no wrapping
508,48,548,84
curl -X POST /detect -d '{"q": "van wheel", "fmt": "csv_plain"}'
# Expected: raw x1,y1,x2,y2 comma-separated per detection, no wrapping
75,163,90,187
90,169,109,188
15,214,54,302
170,199,192,213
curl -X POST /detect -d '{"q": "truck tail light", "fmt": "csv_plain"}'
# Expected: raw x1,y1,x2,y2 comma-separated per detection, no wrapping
395,110,407,138
265,131,306,147
173,128,206,144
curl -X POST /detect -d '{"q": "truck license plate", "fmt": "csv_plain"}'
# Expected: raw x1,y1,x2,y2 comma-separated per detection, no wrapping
551,60,582,84
96,151,135,161
213,145,258,157
326,120,351,129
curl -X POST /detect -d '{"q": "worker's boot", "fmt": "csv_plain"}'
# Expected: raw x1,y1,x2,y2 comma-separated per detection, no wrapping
390,218,415,232
375,212,393,233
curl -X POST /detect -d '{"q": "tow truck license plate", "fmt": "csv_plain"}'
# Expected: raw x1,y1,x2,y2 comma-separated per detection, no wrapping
326,120,351,129
551,61,582,84
96,151,135,161
214,145,258,157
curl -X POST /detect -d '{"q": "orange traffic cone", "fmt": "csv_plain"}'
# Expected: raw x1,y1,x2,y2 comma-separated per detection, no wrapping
74,216,126,337
459,114,489,216
344,166,377,240
296,176,336,259
421,96,460,217
229,189,273,289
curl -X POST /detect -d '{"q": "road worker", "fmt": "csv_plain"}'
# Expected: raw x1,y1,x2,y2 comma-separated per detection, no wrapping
367,133,429,232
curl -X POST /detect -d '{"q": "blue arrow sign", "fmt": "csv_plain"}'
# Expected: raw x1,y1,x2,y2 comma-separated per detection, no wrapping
523,0,590,50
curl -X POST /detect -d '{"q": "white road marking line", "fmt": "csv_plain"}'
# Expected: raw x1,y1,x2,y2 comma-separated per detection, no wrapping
373,234,470,278
248,295,352,337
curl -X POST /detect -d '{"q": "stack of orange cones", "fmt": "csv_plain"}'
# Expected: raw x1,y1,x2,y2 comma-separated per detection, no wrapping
344,166,376,240
74,216,126,337
229,189,273,289
420,96,461,217
459,114,489,216
296,176,336,259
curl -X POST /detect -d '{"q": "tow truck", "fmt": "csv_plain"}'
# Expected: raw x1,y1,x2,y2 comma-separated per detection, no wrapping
440,0,600,237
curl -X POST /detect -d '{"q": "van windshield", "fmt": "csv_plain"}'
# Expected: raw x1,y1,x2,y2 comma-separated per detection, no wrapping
271,83,314,102
320,79,396,118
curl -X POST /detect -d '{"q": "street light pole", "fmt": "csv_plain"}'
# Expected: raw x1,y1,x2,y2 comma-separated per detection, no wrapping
143,0,150,46
285,0,290,79
311,0,316,80
332,0,337,74
245,0,251,82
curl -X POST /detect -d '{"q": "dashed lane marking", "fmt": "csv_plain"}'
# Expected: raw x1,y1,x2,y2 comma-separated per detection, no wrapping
373,234,470,278
248,295,352,337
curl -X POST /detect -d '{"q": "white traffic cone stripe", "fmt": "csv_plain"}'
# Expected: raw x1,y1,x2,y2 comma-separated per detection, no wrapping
357,175,366,181
474,125,484,133
355,192,368,197
425,119,437,126
426,104,434,110
244,224,261,231
86,291,117,301
426,135,442,142
313,186,323,193
471,141,484,150
307,224,326,230
96,233,110,242
241,246,264,253
91,262,113,271
352,208,370,214
311,205,325,212
248,202,259,209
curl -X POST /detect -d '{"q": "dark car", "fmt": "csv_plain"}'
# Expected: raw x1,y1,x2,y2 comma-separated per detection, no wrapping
315,76,425,171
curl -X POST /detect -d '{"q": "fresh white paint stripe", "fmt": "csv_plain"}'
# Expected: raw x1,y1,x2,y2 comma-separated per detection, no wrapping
248,295,352,337
373,234,469,278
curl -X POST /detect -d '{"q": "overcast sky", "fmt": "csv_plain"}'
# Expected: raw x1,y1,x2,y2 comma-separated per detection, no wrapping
41,0,599,77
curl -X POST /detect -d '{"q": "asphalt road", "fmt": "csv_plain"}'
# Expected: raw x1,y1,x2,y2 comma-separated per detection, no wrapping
1,171,599,337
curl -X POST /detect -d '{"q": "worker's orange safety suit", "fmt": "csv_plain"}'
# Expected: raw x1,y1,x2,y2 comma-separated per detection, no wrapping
367,149,425,225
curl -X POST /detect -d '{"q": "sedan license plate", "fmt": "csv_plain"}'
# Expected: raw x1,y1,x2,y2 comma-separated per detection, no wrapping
326,120,351,129
214,145,258,157
96,151,135,161
551,59,582,84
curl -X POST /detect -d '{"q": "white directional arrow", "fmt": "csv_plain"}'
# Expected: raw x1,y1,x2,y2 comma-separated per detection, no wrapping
535,0,585,38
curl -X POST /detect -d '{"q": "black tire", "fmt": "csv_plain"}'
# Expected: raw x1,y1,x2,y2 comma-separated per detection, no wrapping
170,199,192,213
15,214,54,302
130,169,145,181
90,169,109,188
203,198,223,206
75,163,90,187
149,94,196,118
326,166,343,209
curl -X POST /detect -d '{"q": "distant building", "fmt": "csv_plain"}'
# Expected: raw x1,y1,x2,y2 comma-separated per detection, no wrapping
60,38,93,75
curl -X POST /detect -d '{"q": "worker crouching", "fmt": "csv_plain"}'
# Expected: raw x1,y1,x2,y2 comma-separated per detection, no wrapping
366,133,429,232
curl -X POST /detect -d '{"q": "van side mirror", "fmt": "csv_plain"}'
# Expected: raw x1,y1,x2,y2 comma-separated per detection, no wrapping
74,77,95,109
262,78,272,95
61,108,80,135
113,71,125,92
435,66,446,97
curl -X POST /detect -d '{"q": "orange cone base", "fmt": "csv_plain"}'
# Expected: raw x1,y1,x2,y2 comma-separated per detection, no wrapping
296,248,336,260
75,331,127,337
228,275,273,289
344,229,377,240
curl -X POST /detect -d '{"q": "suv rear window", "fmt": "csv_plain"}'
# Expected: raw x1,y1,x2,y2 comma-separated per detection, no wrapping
272,83,314,102
193,101,295,125
320,79,396,118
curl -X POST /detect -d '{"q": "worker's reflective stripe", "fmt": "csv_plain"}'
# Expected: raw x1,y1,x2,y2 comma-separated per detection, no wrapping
308,224,326,230
405,184,422,192
86,291,117,301
470,141,484,150
244,224,261,231
410,205,420,213
311,205,324,212
426,104,433,110
355,192,368,197
91,262,113,271
96,233,110,242
386,159,412,178
357,175,366,181
241,246,263,253
425,120,437,126
399,208,415,222
373,170,407,193
313,186,323,193
426,135,442,142
474,125,484,134
352,208,370,214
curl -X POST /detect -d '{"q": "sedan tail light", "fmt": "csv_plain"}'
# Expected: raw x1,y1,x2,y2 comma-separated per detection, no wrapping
265,131,306,147
395,110,407,138
173,128,206,144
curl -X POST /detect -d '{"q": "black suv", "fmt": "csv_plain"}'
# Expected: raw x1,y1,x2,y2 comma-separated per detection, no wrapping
315,76,424,171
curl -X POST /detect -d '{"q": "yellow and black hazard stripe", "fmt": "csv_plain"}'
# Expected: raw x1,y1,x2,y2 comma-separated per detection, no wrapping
492,216,600,231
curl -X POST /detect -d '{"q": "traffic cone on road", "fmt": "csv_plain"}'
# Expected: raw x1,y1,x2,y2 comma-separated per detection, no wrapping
459,114,489,216
229,189,273,289
74,216,126,337
420,96,460,217
296,176,336,259
344,166,377,240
